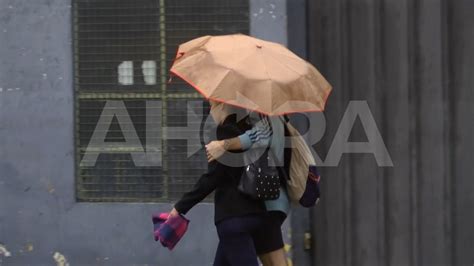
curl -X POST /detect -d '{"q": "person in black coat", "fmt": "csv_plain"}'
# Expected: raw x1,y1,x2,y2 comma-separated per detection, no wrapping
169,101,269,266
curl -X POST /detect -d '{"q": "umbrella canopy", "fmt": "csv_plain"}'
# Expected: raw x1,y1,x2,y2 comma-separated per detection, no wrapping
170,34,332,115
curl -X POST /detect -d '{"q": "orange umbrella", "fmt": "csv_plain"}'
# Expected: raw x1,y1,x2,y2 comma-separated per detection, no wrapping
170,34,332,115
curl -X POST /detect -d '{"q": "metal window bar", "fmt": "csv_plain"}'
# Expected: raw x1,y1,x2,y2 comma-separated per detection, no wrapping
74,0,249,202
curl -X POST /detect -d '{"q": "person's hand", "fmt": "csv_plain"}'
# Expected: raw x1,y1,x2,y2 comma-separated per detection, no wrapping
169,208,179,218
205,140,225,162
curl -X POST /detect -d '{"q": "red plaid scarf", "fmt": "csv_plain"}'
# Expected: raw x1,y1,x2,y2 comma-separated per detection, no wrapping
152,212,189,250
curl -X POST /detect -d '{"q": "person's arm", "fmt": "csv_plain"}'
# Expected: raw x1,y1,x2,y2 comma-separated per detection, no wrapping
206,116,272,162
205,137,241,162
172,161,223,215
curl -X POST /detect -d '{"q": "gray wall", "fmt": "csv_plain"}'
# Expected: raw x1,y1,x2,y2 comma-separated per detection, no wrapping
0,1,217,264
308,0,474,265
0,0,293,265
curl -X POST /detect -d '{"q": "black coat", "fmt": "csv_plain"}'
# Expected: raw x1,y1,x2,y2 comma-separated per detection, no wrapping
174,114,266,224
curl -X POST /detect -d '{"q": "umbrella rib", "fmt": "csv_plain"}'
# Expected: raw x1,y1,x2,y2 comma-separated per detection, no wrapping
212,48,261,84
207,68,232,95
260,51,272,81
265,54,327,108
266,48,305,67
228,48,258,70
231,77,266,113
266,52,306,77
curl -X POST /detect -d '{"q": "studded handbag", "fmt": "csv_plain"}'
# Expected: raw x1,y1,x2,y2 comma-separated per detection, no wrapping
238,147,280,200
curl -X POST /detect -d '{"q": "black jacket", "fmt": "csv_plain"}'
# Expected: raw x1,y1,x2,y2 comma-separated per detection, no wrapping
174,114,266,224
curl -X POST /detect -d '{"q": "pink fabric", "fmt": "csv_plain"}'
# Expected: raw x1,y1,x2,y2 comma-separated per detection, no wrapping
152,212,189,250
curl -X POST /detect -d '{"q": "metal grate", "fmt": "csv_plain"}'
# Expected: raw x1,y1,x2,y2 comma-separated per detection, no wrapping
74,0,249,202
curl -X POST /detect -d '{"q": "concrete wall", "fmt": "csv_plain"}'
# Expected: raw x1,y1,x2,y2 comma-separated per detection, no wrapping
0,1,215,264
0,0,292,265
308,0,474,265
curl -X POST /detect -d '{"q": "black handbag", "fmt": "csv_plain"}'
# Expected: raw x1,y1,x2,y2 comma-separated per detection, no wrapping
238,147,280,200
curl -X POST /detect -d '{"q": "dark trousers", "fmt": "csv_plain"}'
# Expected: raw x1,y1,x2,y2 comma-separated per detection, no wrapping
213,215,263,266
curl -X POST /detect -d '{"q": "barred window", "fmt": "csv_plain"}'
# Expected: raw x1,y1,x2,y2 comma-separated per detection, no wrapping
74,0,249,201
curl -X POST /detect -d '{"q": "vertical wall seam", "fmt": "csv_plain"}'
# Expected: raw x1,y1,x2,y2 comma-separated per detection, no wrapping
407,0,421,264
414,0,422,262
347,5,353,263
159,0,168,199
373,0,385,263
72,0,81,201
339,0,352,264
441,0,456,264
376,0,390,265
